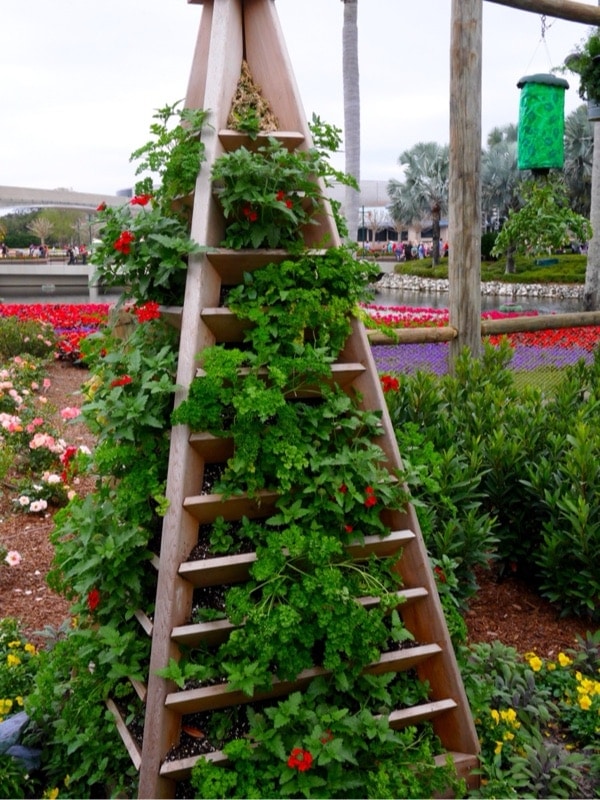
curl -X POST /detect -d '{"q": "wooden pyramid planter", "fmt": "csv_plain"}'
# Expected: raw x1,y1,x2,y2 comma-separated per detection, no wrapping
108,1,481,796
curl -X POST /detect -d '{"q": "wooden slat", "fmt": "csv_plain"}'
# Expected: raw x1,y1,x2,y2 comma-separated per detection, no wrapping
188,432,234,461
171,586,428,647
134,609,154,637
206,249,290,284
179,551,258,587
106,698,142,771
165,644,442,715
201,307,251,341
389,698,457,729
183,489,278,524
179,530,416,589
218,129,305,152
194,362,366,394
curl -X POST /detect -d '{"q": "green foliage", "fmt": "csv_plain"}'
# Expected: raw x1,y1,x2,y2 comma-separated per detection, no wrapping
491,176,592,259
0,317,56,359
191,678,464,799
211,137,331,250
92,101,208,304
384,341,600,614
25,626,144,798
396,251,587,284
560,28,600,100
461,641,593,798
129,101,210,207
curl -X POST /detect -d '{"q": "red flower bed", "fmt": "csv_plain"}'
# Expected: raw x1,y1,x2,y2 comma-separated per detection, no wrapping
0,303,111,360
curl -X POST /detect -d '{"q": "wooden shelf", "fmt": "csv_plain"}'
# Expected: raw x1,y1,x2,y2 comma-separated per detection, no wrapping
171,586,428,648
179,530,416,589
218,129,305,152
194,362,366,395
183,489,278,524
165,644,442,715
201,307,251,342
188,432,233,461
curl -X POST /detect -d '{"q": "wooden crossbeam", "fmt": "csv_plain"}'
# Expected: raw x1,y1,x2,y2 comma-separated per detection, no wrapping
484,0,600,25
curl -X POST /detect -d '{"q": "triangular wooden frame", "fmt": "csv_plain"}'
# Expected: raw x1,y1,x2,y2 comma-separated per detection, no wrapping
120,2,482,796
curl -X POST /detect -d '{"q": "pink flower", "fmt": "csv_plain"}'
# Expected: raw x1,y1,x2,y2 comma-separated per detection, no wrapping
5,551,22,567
60,407,81,420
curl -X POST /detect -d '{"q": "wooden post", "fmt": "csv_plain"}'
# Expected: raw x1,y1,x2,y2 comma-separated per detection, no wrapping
449,0,483,364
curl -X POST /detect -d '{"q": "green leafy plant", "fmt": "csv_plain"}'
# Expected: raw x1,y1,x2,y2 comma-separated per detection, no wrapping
560,27,600,101
92,102,208,304
491,176,592,261
211,134,338,250
191,678,464,799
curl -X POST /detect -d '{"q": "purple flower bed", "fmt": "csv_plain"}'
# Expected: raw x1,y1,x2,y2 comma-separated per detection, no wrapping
371,343,594,377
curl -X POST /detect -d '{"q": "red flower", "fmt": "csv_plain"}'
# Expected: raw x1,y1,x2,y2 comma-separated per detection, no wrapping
130,194,152,206
286,199,293,208
113,230,135,255
287,748,313,772
344,524,354,533
276,191,285,201
320,729,334,744
134,301,161,323
242,205,258,221
380,374,399,393
87,588,100,612
434,566,447,583
96,202,107,212
339,484,348,494
111,375,132,388
364,486,377,508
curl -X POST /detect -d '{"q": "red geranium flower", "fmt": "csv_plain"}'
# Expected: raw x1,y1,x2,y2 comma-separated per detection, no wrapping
96,202,107,212
87,588,100,612
130,194,152,206
364,486,377,508
113,230,135,255
287,748,313,772
276,190,285,201
134,301,161,323
380,374,399,393
111,375,132,388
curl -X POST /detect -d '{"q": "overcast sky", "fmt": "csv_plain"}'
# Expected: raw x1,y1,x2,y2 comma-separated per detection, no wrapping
0,0,596,196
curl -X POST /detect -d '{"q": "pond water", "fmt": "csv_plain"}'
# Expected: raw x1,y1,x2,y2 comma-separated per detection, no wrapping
372,288,584,315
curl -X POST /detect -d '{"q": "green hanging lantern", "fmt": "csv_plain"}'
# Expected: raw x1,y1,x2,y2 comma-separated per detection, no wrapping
517,73,569,173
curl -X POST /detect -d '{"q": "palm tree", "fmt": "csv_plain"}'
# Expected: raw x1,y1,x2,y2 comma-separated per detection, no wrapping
563,104,593,217
387,142,449,266
341,0,360,242
481,131,521,273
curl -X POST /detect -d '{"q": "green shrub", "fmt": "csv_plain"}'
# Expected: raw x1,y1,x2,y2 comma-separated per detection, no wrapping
0,317,56,359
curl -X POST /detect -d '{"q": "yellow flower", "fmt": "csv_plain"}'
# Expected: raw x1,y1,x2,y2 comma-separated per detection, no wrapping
528,655,543,672
578,694,592,711
24,642,37,655
7,640,21,649
499,708,520,728
547,662,556,671
6,653,21,667
15,696,23,706
558,652,573,668
494,741,503,755
43,789,59,799
503,731,515,741
490,709,500,724
0,698,13,715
